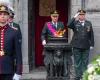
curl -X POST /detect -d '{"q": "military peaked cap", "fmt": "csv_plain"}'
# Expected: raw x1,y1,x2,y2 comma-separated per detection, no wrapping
78,9,86,15
0,5,10,14
50,10,59,16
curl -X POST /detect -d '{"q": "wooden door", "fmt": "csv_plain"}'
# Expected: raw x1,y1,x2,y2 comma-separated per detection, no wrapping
35,0,69,66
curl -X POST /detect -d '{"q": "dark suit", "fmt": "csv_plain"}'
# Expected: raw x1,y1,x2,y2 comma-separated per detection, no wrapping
67,18,94,80
0,24,22,80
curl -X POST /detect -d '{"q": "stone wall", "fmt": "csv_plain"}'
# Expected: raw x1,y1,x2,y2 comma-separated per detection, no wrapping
19,0,29,73
10,0,100,75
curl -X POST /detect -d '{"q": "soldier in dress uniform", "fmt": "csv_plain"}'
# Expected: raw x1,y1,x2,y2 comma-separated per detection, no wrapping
8,6,22,42
41,10,66,45
0,4,22,80
41,10,69,79
67,9,94,80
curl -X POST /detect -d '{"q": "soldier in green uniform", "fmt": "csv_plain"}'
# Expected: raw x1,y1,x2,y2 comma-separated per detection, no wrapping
67,10,94,80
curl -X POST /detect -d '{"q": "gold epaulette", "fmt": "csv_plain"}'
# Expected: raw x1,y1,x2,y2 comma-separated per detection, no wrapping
11,26,18,30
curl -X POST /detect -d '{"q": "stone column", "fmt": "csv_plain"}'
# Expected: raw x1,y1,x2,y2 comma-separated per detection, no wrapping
18,0,29,73
22,0,29,73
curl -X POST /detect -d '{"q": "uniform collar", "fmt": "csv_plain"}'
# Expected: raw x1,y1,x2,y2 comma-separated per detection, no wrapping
79,20,85,23
52,21,57,28
0,24,8,29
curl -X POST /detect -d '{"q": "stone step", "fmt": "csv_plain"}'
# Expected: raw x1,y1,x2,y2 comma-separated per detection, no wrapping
21,72,46,80
21,66,75,80
21,67,47,80
21,79,46,80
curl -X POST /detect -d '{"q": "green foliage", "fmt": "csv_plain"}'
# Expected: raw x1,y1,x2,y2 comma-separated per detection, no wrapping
82,71,89,80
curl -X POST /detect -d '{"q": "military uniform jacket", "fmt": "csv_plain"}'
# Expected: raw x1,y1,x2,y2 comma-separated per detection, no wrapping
9,22,22,40
0,24,22,75
67,18,94,49
41,21,66,65
41,21,65,41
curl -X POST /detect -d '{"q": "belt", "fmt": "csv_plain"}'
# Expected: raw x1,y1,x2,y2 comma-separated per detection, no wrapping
0,50,5,56
0,50,14,56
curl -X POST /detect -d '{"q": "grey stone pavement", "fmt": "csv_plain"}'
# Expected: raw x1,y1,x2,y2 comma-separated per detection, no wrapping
21,56,75,80
21,61,75,80
21,66,46,80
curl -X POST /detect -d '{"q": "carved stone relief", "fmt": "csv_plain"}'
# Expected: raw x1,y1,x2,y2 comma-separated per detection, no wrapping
39,0,56,16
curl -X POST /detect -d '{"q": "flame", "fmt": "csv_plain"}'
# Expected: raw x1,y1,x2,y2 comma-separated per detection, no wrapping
54,28,66,37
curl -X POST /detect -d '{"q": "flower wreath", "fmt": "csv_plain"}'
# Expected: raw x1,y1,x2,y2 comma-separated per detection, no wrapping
82,55,100,80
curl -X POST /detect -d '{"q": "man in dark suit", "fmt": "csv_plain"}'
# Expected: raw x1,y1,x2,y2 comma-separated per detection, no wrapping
67,10,94,80
41,10,69,78
0,4,22,80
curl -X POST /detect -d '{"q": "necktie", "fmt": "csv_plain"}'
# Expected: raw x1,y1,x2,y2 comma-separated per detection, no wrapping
54,23,57,29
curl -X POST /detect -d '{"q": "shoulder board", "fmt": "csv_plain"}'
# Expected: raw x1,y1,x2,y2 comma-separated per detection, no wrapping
11,26,18,30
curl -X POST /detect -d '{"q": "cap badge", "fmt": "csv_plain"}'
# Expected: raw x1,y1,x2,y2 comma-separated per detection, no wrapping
0,6,6,11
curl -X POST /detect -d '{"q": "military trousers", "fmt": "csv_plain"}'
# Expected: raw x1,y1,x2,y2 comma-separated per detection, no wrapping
72,48,90,80
43,49,53,77
0,74,13,80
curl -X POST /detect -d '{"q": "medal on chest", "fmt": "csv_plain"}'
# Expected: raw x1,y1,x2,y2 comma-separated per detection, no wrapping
87,26,90,32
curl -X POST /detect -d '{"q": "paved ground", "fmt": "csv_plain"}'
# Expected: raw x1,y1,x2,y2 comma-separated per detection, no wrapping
21,65,75,80
21,56,75,80
21,66,46,80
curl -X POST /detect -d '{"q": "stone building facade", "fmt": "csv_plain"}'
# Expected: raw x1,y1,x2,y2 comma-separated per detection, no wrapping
9,0,100,79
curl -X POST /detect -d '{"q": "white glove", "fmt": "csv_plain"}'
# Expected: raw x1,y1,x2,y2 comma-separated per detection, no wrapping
90,46,94,50
74,12,80,18
13,73,21,80
42,40,46,45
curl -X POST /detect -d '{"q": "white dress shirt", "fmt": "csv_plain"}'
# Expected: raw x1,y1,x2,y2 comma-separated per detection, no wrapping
52,21,57,28
79,20,85,26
